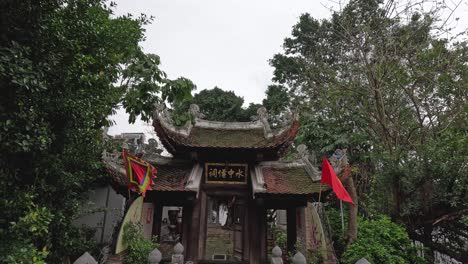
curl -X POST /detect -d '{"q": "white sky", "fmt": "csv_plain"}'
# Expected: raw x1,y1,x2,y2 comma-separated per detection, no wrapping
107,0,468,137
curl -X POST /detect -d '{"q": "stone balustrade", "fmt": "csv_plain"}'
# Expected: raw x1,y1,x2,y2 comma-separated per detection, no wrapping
270,246,307,264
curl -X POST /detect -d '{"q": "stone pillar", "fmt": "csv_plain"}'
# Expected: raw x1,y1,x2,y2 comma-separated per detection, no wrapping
287,207,297,252
291,251,306,264
296,207,306,251
271,246,283,264
171,242,184,264
73,252,97,264
148,248,162,264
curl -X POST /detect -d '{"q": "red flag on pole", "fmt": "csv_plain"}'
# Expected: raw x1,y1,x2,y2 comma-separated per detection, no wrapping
321,157,354,205
122,151,157,197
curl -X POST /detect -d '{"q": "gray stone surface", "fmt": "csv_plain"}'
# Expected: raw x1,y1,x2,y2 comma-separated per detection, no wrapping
148,248,162,264
355,258,371,264
73,252,97,264
171,242,184,264
271,246,283,264
291,251,306,264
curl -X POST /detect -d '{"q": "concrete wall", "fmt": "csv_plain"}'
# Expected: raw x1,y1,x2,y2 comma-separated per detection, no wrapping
73,186,126,244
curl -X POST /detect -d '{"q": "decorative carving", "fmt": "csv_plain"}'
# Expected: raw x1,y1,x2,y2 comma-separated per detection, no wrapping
280,111,293,127
297,144,316,165
257,106,269,120
154,103,173,124
257,107,272,138
250,115,259,121
296,144,320,181
153,103,165,119
156,103,165,112
145,138,163,155
329,149,348,176
102,127,109,138
135,136,145,158
189,104,205,119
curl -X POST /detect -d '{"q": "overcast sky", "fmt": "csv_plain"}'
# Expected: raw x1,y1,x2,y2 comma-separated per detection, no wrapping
108,0,468,137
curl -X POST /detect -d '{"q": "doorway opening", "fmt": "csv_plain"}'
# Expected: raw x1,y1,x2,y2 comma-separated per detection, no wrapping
205,196,245,261
159,206,183,258
266,209,288,259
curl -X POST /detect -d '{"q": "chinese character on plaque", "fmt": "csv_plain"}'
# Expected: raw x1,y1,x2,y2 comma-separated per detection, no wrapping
205,163,248,184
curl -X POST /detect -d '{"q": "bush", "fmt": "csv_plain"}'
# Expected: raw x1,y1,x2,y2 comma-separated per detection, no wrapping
342,217,426,263
3,242,48,264
123,222,159,264
326,208,427,263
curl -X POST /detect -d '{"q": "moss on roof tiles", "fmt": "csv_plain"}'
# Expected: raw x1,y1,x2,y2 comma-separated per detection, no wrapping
262,167,324,195
151,164,192,191
188,127,273,148
106,161,193,192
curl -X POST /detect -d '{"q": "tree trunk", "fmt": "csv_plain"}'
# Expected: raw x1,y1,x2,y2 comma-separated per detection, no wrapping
343,173,358,247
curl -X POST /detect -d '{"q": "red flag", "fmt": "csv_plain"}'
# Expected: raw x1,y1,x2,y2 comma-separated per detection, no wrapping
122,151,157,197
321,157,354,205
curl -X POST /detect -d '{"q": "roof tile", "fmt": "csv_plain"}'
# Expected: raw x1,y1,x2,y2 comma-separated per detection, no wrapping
153,118,299,150
262,166,325,195
105,162,193,192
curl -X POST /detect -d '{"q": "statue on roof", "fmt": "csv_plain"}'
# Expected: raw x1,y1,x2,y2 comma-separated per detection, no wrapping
189,104,205,119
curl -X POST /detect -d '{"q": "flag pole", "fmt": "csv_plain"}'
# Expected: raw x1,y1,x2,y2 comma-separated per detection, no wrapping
340,200,345,233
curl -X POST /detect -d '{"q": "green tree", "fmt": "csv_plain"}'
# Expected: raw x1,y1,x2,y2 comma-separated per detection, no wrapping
262,84,290,117
173,87,260,122
0,0,191,262
271,0,467,261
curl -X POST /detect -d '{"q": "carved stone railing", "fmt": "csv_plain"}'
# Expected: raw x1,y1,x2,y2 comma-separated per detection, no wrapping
148,243,185,264
270,246,307,264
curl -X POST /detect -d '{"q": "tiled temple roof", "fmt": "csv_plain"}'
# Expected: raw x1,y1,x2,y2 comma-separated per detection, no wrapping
150,164,193,192
103,153,196,193
251,152,330,197
152,104,299,156
261,166,324,195
155,119,300,149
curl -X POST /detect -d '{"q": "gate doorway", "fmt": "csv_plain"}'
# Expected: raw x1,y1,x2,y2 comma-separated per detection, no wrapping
205,196,246,261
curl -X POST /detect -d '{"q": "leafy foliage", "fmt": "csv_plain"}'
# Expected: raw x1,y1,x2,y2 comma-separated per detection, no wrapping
343,217,426,264
271,0,467,261
326,208,426,264
123,222,159,264
263,85,290,116
0,0,191,261
172,87,261,123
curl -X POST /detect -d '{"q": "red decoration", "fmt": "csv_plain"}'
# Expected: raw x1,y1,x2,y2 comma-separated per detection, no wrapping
122,151,157,197
321,157,355,205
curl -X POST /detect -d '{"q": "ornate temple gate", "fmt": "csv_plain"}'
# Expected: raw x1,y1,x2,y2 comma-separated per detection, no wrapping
105,105,329,263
